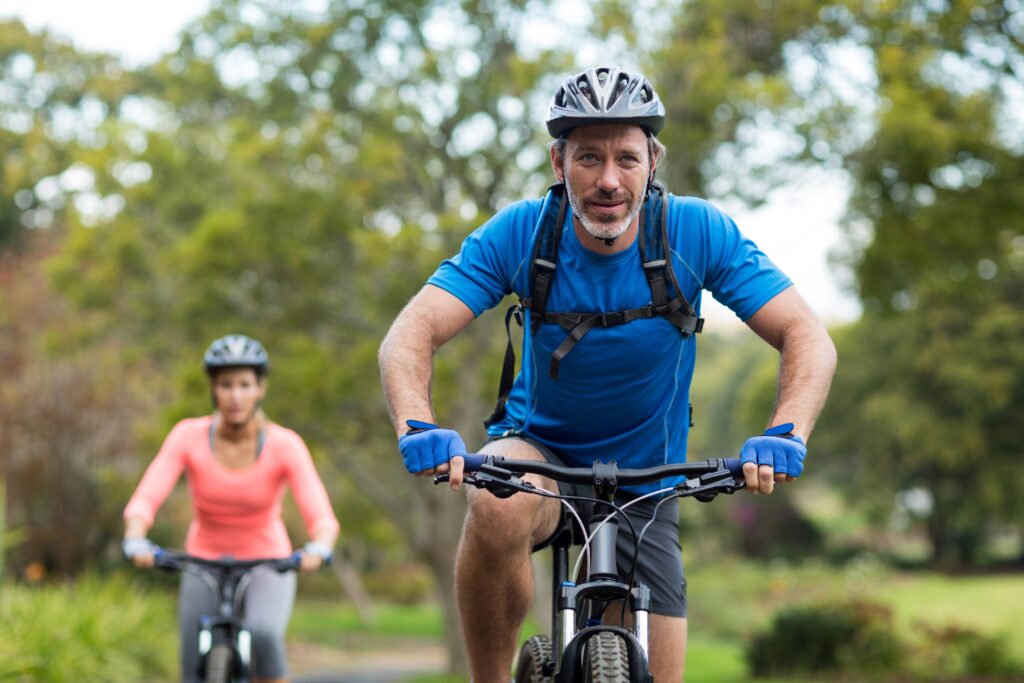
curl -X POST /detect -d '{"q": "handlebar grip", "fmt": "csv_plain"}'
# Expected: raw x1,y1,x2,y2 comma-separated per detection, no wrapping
723,458,742,474
460,453,488,471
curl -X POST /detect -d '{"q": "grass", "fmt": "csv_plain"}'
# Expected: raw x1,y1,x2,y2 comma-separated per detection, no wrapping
874,573,1023,641
290,601,445,646
0,573,177,682
290,561,1024,682
7,562,1011,681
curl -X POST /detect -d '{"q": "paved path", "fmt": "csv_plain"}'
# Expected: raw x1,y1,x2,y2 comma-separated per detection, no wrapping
295,672,422,683
289,640,447,683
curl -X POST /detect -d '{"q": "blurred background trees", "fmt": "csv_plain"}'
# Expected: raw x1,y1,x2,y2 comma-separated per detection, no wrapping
1,0,1022,676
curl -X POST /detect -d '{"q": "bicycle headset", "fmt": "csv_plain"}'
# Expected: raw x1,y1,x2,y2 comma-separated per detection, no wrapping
484,67,704,428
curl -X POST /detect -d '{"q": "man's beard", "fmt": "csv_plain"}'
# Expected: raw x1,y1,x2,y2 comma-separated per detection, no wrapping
565,182,645,243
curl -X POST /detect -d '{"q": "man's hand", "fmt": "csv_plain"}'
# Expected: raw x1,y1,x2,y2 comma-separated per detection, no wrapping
740,422,807,495
122,537,156,568
398,419,467,487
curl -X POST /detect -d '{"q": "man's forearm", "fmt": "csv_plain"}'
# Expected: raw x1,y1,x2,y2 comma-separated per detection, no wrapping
768,321,837,441
378,310,437,437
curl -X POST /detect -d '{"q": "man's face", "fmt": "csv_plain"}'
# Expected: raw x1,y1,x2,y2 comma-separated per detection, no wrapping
553,124,654,242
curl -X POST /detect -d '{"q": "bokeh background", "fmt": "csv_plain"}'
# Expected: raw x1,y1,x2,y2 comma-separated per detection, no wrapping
1,0,1022,681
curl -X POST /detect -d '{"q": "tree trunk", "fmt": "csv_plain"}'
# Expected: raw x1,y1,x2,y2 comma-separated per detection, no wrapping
414,314,499,675
418,488,469,675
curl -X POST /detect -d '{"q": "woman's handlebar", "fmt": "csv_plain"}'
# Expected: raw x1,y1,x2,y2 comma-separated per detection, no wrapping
150,548,318,572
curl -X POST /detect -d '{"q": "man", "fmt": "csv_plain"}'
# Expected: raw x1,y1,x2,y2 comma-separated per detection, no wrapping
378,66,837,682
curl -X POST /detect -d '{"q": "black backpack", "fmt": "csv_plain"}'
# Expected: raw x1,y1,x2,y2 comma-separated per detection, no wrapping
484,182,704,428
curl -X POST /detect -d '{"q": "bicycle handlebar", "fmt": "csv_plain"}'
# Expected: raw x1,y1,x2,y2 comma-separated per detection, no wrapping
458,454,742,486
434,454,745,501
151,548,307,573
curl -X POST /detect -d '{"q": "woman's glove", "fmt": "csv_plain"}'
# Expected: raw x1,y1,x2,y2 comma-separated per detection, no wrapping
122,537,156,558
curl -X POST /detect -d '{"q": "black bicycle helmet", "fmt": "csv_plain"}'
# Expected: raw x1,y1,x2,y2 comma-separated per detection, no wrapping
203,334,270,377
546,66,666,138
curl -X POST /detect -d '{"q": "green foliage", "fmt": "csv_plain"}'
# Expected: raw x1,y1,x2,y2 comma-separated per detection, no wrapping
909,625,1024,680
749,596,1024,680
647,0,826,200
795,0,1024,568
747,600,902,676
0,575,176,682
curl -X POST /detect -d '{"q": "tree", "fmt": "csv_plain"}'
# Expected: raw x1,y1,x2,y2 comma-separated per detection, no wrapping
807,0,1024,567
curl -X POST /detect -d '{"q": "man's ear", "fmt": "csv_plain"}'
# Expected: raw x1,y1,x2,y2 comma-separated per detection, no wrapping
550,145,565,183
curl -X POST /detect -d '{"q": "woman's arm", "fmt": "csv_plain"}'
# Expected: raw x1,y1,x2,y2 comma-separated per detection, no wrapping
122,422,191,567
283,431,341,571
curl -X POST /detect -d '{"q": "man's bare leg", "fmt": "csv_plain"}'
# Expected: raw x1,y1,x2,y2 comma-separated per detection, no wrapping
454,439,562,683
649,614,687,682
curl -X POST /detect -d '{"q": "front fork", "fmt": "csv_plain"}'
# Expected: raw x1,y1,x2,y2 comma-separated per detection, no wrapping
551,518,652,676
198,616,252,676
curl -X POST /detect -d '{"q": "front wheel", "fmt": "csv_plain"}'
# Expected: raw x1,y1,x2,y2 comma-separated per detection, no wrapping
204,642,235,683
515,634,554,683
583,632,630,683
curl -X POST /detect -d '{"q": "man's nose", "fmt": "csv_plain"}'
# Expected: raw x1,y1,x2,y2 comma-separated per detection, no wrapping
595,160,621,193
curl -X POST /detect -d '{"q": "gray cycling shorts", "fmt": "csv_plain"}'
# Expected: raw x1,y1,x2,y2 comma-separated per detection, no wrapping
490,435,687,618
178,564,296,682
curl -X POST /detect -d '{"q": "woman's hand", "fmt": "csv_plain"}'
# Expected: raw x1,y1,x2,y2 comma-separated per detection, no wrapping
122,537,157,568
300,541,333,572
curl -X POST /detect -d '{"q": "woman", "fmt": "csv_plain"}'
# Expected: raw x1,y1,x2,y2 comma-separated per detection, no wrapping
122,334,339,683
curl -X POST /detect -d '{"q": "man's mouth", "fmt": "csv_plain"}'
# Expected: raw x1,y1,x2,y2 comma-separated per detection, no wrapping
589,199,626,214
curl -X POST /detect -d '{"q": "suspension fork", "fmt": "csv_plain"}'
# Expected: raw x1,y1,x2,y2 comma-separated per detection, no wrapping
552,538,574,671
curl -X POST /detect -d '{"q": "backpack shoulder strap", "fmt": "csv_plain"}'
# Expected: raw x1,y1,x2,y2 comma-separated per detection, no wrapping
639,184,704,335
483,185,566,428
523,183,568,334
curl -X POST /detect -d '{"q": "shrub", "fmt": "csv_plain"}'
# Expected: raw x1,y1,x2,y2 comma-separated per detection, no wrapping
363,563,435,604
746,599,902,676
0,573,176,682
909,624,1024,680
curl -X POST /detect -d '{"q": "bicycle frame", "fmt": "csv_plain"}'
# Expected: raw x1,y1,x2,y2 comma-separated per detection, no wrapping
153,550,302,683
442,454,744,683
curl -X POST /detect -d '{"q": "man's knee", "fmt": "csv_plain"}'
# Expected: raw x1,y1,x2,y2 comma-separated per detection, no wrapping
463,487,540,551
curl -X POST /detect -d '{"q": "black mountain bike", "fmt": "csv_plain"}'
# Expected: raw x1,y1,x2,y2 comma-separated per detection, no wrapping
151,548,314,683
437,454,745,683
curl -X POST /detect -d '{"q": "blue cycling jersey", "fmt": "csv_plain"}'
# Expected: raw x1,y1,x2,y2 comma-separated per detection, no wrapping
428,193,792,494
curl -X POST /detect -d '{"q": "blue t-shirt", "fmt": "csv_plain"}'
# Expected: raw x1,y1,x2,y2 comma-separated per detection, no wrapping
427,193,792,494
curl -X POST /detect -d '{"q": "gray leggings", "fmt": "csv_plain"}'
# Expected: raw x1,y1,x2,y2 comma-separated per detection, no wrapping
178,565,296,682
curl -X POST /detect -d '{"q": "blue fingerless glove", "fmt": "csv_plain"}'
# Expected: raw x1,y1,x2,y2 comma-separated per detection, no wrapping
740,422,807,478
397,419,467,474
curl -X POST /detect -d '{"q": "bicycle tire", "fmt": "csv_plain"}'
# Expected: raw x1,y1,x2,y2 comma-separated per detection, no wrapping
515,634,554,683
204,642,234,683
583,632,630,683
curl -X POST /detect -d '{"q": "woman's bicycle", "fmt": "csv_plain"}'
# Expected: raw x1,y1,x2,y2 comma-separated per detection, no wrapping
149,548,314,683
437,454,745,683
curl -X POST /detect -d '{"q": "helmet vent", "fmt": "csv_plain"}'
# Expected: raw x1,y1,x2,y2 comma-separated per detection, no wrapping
576,75,599,109
610,73,630,106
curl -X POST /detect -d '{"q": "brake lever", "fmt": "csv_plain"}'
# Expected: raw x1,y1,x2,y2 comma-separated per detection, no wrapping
676,469,746,502
433,467,534,499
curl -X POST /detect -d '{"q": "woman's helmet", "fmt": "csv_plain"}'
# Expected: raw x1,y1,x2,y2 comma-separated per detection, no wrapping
546,66,666,138
202,334,270,377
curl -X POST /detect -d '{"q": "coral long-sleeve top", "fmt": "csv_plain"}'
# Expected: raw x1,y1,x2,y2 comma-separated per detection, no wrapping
124,416,339,560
